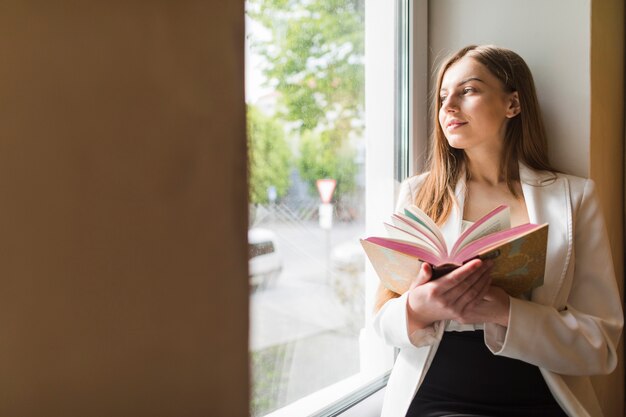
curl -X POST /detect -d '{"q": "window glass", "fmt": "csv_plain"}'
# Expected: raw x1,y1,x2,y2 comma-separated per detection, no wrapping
246,0,366,415
246,0,405,415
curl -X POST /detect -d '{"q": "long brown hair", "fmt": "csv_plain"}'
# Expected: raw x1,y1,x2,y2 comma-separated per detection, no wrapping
375,45,555,312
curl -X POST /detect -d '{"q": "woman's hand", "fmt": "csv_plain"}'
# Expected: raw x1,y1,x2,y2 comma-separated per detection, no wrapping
406,259,501,332
461,286,511,327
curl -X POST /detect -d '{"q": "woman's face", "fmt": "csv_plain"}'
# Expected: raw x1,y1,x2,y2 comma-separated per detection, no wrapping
438,56,519,154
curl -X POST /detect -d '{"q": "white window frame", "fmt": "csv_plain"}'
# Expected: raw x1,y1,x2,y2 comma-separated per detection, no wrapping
261,1,428,415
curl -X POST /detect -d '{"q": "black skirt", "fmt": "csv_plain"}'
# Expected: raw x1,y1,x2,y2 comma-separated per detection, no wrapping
405,330,568,417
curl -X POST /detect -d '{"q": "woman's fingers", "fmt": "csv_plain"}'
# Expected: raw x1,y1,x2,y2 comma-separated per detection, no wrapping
409,262,432,291
461,285,511,326
452,265,493,312
437,259,488,295
435,259,493,321
406,258,494,326
473,269,493,301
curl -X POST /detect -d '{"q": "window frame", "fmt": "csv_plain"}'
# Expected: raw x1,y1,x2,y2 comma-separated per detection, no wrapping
250,0,429,415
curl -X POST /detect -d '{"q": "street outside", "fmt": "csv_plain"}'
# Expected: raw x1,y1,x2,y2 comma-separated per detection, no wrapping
250,217,366,416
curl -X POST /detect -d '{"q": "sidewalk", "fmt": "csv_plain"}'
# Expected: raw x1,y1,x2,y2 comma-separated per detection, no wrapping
249,220,365,416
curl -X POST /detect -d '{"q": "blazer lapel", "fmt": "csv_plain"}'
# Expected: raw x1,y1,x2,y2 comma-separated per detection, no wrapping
519,163,573,306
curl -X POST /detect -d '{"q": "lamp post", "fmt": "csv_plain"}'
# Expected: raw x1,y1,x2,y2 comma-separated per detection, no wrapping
316,179,336,284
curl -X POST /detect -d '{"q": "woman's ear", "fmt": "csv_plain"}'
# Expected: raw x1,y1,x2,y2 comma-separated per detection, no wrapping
506,91,521,118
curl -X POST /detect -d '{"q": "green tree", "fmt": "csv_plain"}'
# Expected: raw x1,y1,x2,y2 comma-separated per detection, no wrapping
248,0,363,134
247,0,363,200
247,105,292,204
298,129,356,200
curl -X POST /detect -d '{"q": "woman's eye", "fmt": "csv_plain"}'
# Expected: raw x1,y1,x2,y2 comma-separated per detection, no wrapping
462,87,474,94
439,95,447,103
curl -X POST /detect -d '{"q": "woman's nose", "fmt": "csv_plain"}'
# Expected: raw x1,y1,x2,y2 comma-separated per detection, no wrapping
441,96,458,112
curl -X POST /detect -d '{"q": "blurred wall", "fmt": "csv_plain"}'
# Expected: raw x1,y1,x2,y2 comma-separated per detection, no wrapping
0,2,249,416
589,0,625,414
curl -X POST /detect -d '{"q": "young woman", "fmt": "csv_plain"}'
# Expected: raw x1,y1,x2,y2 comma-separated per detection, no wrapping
373,45,623,417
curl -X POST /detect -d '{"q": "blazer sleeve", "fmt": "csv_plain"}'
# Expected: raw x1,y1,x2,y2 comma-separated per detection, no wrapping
372,176,446,348
484,179,623,375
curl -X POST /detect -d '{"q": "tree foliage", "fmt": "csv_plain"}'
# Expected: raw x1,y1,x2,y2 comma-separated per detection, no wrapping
298,129,356,200
247,0,364,200
247,105,292,204
248,0,364,133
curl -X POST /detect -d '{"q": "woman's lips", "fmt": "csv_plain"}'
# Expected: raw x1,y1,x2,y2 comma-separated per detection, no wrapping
447,121,467,130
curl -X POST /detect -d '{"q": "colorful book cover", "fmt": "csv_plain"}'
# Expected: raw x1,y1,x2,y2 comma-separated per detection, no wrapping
361,205,548,296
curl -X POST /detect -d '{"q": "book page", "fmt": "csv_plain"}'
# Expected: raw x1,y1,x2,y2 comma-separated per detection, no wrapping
390,214,447,256
450,205,510,257
363,237,443,266
453,223,545,264
383,223,442,254
402,205,448,254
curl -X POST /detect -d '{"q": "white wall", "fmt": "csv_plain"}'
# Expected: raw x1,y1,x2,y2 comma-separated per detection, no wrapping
428,0,590,177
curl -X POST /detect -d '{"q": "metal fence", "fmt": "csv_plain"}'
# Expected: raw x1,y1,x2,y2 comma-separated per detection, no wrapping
250,195,364,228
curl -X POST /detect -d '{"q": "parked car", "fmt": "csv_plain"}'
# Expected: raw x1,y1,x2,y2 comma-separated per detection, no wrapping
248,228,283,290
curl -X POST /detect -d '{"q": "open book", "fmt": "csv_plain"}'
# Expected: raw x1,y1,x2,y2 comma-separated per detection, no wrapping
360,205,548,296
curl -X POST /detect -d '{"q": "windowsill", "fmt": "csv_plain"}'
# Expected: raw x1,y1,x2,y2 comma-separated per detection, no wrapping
264,371,388,417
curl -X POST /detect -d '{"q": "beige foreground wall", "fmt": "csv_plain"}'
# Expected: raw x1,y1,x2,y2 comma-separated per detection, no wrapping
589,0,625,415
0,2,249,416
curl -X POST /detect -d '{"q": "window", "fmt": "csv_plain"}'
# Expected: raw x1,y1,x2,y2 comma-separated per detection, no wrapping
245,0,425,415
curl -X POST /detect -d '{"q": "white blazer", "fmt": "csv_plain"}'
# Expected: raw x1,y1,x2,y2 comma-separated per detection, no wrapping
373,164,624,417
